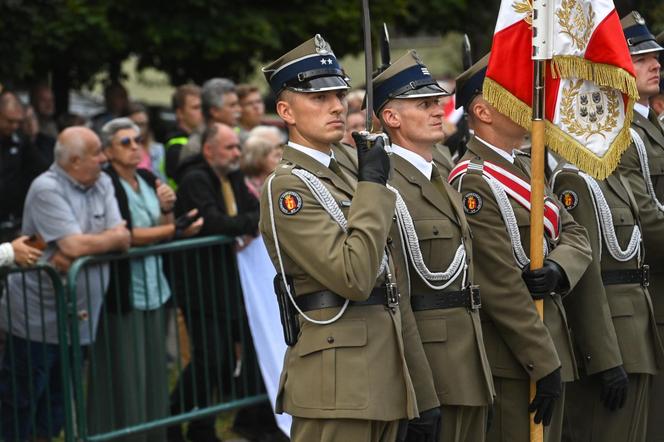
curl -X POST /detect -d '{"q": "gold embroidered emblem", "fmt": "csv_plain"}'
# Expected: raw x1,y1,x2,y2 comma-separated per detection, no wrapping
560,79,620,141
512,0,533,26
556,0,595,50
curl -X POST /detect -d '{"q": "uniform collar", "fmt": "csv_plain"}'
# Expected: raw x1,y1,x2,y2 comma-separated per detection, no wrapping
475,136,515,164
391,143,433,180
634,102,650,119
287,141,334,167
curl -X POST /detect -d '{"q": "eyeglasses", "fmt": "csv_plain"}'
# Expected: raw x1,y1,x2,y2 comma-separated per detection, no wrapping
118,135,143,147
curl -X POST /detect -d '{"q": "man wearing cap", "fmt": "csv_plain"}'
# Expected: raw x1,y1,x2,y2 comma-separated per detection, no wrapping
617,11,664,441
259,34,418,441
448,56,591,442
371,50,494,442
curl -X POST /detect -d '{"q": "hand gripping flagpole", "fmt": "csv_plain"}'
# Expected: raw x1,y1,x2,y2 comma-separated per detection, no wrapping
530,1,553,441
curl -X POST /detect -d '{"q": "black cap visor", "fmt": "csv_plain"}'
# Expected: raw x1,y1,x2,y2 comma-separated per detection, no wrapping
630,39,664,55
286,75,350,93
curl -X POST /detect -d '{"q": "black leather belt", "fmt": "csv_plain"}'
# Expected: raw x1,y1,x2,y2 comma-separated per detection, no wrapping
602,265,649,287
411,286,481,311
295,284,399,312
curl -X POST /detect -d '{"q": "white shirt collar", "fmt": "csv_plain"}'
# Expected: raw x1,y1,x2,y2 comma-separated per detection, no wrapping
391,143,434,180
634,102,650,119
475,136,515,164
287,141,333,167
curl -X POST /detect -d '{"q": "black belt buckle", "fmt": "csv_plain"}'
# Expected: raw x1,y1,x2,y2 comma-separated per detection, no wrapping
386,281,399,308
642,265,650,288
469,285,481,310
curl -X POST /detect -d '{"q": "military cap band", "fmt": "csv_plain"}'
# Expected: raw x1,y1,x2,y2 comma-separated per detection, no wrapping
268,54,347,93
621,11,663,55
371,50,449,112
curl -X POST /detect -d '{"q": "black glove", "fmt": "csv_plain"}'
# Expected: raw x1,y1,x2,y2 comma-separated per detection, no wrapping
521,260,567,299
528,367,562,426
403,407,441,442
599,365,629,411
352,131,390,185
174,212,199,239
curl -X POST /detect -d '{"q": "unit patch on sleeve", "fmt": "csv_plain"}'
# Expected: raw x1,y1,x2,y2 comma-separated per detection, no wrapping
279,191,303,215
463,192,483,215
558,190,578,210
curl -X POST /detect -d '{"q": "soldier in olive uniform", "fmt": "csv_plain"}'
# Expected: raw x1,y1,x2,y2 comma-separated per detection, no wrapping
552,162,663,441
616,12,664,442
372,51,494,442
448,56,592,442
259,35,418,442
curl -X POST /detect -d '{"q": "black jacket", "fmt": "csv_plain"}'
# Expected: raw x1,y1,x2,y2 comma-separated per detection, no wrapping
173,154,259,323
103,165,159,314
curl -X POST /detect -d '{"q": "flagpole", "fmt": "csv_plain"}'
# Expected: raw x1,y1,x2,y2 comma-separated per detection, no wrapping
530,1,553,441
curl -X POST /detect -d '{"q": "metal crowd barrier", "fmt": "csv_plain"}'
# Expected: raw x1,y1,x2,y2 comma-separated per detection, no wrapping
0,264,74,442
0,236,268,441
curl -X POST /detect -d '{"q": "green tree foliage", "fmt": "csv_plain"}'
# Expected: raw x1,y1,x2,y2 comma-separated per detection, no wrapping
0,0,661,111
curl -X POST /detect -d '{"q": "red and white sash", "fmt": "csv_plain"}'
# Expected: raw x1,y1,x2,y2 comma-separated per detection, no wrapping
449,160,560,240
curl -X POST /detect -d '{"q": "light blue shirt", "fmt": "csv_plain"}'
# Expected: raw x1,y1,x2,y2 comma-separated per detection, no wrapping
1,164,123,344
121,175,171,310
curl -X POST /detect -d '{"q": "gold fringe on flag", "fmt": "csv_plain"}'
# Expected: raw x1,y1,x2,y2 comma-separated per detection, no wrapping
551,56,639,100
482,77,635,180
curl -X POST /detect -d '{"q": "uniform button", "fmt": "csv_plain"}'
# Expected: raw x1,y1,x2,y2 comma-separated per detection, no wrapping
433,227,439,235
586,355,592,361
620,216,625,222
327,336,334,344
526,363,534,371
387,236,393,245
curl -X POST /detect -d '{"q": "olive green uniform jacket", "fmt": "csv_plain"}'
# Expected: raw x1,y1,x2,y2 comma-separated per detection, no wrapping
552,166,663,376
332,143,441,413
618,110,664,441
552,164,664,442
259,145,418,421
449,137,591,383
388,153,494,408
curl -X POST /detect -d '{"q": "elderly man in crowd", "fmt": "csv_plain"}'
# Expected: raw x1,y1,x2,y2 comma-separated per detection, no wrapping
168,122,259,442
0,126,130,442
178,78,241,170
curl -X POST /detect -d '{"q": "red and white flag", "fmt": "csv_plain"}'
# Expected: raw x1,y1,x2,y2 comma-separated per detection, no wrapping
485,0,638,179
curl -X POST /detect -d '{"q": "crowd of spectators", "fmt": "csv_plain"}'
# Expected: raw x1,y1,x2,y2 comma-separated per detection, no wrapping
0,78,287,442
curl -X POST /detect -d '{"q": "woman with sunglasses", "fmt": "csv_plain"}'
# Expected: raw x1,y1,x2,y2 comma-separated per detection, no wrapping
87,117,203,442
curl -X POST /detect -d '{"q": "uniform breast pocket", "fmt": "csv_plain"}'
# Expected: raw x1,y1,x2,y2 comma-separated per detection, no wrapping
414,219,454,269
611,207,637,246
291,320,368,410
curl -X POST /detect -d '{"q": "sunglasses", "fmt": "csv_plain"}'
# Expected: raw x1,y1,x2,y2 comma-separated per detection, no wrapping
118,135,143,147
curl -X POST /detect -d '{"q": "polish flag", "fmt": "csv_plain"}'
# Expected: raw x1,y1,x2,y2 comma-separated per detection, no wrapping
485,0,637,179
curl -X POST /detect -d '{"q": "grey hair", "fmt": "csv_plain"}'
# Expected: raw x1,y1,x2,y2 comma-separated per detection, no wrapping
241,135,281,177
247,125,286,145
201,77,236,120
100,117,140,148
54,137,87,166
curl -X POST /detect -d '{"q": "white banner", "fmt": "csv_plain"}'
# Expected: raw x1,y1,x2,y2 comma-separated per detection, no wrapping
237,236,291,437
